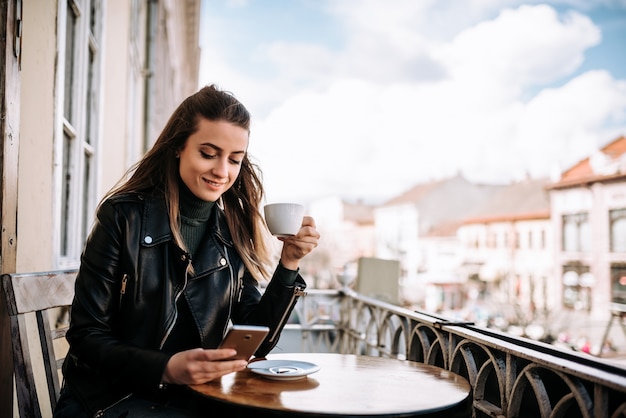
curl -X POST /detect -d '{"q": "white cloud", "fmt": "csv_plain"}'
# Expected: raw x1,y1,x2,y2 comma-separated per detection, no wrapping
200,2,626,204
438,5,600,90
513,70,626,170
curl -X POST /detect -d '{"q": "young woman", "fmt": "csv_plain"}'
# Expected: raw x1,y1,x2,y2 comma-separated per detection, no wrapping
54,85,320,417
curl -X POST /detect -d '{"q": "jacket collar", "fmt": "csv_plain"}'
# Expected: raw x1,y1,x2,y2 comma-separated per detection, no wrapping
140,194,234,249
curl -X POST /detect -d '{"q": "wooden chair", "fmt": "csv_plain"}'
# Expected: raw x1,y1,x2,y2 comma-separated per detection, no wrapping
1,270,77,418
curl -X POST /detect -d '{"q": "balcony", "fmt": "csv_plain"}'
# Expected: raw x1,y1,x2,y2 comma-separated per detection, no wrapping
278,288,626,418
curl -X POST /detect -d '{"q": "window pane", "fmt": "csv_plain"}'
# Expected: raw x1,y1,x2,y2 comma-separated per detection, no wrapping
90,0,97,37
562,264,591,311
579,219,591,252
61,132,73,256
86,48,95,145
611,264,626,305
81,152,91,246
563,216,577,251
610,209,626,252
64,1,77,121
562,213,589,252
612,218,626,252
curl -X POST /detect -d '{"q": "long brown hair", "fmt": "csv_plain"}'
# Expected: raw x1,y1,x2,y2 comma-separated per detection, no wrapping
102,84,271,281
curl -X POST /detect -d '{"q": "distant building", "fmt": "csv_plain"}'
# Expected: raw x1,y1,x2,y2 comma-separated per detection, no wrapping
374,174,506,308
457,177,553,321
547,136,626,321
305,197,376,288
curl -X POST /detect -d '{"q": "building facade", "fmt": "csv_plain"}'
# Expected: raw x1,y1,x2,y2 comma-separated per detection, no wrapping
456,176,553,323
0,1,201,415
374,174,506,309
548,136,626,323
17,0,200,273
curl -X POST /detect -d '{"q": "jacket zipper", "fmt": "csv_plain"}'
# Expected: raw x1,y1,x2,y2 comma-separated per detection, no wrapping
93,392,133,418
119,273,128,309
93,276,135,417
222,244,236,336
159,256,191,349
268,285,306,343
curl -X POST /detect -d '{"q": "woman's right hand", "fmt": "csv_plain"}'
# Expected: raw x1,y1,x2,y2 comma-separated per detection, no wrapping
161,348,248,385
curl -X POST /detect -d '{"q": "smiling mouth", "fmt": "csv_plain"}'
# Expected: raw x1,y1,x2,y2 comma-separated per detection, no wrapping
203,178,225,188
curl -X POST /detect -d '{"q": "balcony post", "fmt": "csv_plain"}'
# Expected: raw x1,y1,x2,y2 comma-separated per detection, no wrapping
0,0,22,415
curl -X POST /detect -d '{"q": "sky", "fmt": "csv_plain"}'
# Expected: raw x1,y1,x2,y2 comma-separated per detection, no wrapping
198,0,626,205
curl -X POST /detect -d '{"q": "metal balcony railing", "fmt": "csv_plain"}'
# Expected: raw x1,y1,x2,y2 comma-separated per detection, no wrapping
281,288,626,418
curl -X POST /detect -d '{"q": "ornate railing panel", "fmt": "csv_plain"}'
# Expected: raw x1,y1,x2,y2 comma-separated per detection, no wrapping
281,289,342,353
288,289,626,418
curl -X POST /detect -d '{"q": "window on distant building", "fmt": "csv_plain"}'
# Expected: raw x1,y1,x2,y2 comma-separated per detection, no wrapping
562,212,590,252
611,264,626,309
56,0,103,265
562,263,592,311
540,229,545,250
609,208,626,252
500,231,506,248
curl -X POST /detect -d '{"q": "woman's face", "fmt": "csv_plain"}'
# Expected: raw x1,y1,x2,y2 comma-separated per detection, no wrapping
178,118,249,202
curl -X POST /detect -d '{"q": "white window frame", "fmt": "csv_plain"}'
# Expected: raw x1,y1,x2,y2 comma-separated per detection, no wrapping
562,212,590,253
53,0,104,268
610,208,626,253
562,263,592,311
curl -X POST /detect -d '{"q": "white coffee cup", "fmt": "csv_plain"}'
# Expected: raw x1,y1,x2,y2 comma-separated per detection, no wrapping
264,203,305,237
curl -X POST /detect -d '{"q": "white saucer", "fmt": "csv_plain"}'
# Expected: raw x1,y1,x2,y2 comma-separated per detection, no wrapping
247,359,320,380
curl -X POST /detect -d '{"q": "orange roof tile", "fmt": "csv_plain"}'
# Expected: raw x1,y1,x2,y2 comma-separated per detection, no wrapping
554,136,626,186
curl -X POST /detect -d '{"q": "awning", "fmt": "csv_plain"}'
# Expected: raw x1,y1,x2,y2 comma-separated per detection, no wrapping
479,259,507,282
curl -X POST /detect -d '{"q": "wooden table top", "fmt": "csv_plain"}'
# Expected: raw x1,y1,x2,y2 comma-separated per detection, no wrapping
188,353,471,417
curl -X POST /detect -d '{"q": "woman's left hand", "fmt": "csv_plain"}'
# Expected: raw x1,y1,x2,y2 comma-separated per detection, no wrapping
279,216,320,270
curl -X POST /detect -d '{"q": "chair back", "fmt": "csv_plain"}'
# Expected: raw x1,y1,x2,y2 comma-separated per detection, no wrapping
1,270,77,418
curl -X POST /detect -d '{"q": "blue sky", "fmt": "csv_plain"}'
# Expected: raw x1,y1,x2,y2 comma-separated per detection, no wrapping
199,0,626,204
574,4,626,77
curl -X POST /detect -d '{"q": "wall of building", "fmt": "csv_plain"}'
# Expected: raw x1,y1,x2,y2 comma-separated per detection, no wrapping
512,218,555,312
101,0,138,195
17,1,59,271
15,0,200,274
551,180,626,323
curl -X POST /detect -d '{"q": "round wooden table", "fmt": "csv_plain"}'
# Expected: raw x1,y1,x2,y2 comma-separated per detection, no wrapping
188,353,471,417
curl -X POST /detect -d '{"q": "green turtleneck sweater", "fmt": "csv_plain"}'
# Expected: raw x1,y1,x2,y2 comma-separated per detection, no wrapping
179,181,215,258
159,182,214,354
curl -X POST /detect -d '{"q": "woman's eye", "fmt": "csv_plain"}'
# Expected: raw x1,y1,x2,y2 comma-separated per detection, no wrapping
200,151,217,159
230,159,243,165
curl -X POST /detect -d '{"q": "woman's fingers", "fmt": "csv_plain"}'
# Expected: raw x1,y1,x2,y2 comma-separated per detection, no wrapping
277,216,321,269
162,348,248,385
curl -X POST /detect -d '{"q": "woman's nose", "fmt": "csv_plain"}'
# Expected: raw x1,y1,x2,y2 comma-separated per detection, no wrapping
213,158,229,177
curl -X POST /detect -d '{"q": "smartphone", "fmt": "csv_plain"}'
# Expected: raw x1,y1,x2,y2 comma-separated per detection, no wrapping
218,325,270,361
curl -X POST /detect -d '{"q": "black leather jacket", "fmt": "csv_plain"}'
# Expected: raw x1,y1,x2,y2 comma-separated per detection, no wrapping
62,192,306,416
